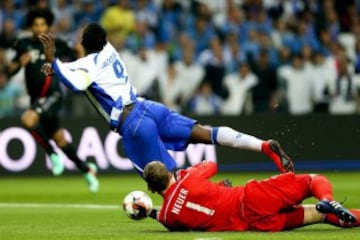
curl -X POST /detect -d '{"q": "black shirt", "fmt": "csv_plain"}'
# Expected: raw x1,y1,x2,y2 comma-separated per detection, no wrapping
12,37,75,100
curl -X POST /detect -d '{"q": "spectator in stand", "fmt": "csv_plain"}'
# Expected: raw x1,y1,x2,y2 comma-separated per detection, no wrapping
271,19,296,50
310,51,336,113
51,0,77,44
324,8,340,41
186,16,216,57
0,19,17,49
0,69,22,118
134,0,159,32
125,18,156,53
156,0,184,50
100,0,135,42
288,20,320,54
251,50,278,113
278,54,313,115
74,0,102,29
328,52,360,114
254,9,273,35
242,28,261,62
222,32,246,74
257,31,278,68
173,45,204,107
198,38,228,100
334,0,357,33
29,0,49,9
126,46,164,100
188,80,222,115
301,45,314,70
222,62,258,115
158,61,183,111
1,0,24,31
195,0,229,30
51,0,75,29
219,5,247,44
278,46,292,66
53,17,74,44
0,47,28,112
317,29,333,57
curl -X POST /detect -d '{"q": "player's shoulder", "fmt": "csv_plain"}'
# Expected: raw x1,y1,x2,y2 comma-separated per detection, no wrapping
13,36,33,48
64,54,97,72
54,38,71,48
175,169,192,181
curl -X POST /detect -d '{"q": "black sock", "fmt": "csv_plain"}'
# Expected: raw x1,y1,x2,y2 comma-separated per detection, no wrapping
61,144,89,173
30,124,56,156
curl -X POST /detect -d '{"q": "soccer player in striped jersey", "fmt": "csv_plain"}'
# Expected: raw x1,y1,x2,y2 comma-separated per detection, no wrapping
7,8,98,192
39,23,294,177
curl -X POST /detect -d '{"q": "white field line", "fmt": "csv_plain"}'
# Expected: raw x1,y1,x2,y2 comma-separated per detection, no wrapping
0,202,120,209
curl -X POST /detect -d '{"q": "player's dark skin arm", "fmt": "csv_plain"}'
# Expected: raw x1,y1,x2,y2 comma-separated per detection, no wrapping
38,33,56,63
7,52,32,77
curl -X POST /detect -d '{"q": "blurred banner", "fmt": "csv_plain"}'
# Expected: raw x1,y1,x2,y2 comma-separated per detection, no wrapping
1,115,360,175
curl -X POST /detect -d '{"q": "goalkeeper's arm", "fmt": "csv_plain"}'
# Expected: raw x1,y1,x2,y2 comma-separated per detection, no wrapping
133,201,159,220
148,208,159,220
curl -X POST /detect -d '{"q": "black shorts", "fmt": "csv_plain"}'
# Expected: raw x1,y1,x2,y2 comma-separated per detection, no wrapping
31,91,63,136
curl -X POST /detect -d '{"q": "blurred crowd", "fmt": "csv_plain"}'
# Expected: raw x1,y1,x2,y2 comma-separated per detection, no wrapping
1,0,360,119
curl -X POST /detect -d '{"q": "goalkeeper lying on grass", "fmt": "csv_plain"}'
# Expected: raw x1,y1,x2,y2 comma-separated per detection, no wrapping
134,161,359,232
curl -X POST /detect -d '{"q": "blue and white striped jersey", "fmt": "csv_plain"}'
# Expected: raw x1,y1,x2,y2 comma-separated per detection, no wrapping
51,42,138,130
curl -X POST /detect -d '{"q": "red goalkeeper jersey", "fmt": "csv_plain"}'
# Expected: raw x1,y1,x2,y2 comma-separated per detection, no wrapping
157,161,247,231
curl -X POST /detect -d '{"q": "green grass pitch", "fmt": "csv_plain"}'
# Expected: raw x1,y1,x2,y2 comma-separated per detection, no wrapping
0,171,359,240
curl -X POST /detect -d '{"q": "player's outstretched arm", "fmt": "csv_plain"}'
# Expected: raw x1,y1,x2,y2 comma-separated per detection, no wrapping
51,60,92,92
148,208,159,220
132,202,158,220
186,161,217,179
39,33,93,92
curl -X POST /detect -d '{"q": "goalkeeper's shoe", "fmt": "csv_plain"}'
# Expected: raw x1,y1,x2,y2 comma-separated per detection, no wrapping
316,200,357,224
84,163,99,193
262,140,294,173
49,153,64,176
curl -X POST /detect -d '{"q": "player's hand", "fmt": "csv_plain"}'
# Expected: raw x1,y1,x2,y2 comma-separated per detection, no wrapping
133,200,151,218
38,33,56,63
41,63,54,76
19,52,31,67
218,178,232,187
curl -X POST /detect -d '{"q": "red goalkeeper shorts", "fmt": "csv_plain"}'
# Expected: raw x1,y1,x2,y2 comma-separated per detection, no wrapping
242,173,312,231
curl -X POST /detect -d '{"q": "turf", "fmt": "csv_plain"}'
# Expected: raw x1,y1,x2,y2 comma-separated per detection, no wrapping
0,172,359,240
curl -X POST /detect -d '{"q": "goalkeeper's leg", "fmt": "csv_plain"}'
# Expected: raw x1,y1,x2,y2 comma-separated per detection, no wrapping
280,205,360,231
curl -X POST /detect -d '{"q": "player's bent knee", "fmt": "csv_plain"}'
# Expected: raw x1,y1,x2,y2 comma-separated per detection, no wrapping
21,110,39,129
53,129,67,147
189,124,212,143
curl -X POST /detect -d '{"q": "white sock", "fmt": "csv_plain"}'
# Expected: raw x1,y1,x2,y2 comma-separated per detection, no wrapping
212,126,264,152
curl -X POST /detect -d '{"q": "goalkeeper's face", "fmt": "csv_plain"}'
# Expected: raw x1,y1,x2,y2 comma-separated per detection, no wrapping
143,161,171,194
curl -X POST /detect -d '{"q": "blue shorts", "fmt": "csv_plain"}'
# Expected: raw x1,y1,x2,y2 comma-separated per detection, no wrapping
119,100,197,175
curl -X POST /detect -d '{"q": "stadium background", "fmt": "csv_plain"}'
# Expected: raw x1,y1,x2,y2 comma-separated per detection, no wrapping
1,0,360,174
2,115,360,174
